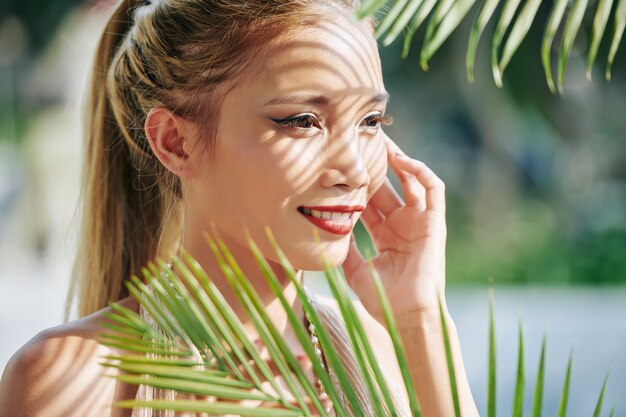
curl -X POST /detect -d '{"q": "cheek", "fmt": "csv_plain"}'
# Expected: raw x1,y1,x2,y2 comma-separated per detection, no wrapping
364,134,388,199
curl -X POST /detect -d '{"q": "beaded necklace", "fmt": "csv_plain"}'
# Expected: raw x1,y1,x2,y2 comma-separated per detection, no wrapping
302,301,336,416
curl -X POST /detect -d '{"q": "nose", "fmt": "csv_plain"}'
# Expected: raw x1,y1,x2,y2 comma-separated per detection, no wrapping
319,130,370,190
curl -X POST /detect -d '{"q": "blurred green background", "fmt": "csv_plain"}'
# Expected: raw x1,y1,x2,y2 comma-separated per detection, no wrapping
0,0,625,415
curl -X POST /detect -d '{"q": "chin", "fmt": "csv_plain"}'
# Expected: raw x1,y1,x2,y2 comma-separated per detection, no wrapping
284,239,350,271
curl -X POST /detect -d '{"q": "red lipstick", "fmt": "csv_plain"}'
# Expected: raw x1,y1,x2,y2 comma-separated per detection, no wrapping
298,205,364,235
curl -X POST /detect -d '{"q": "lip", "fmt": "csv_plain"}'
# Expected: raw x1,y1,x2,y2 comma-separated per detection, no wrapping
298,205,365,235
300,205,365,213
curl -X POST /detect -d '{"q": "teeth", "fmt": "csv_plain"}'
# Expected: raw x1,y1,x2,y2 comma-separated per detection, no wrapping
300,208,352,222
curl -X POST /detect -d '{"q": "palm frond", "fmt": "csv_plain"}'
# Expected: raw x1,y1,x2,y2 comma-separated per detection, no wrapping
358,0,625,91
100,234,617,416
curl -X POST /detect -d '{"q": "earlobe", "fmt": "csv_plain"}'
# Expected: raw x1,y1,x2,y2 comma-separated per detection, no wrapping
144,106,194,178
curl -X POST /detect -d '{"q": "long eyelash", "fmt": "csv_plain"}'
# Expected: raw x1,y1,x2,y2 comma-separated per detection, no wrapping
269,114,317,128
380,114,393,125
364,113,394,127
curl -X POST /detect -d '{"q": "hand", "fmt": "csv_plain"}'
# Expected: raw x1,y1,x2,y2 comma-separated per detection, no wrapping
342,136,447,323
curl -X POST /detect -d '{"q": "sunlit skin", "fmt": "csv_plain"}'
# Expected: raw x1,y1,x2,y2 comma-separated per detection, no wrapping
0,12,479,417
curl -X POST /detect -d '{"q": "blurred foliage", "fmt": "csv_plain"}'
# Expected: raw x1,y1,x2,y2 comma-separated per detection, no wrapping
0,0,84,52
360,0,626,92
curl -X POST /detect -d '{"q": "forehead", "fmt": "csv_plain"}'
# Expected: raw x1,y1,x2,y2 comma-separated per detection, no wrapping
243,16,385,102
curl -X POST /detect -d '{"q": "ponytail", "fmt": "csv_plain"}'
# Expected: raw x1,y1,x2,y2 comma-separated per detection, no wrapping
67,0,181,318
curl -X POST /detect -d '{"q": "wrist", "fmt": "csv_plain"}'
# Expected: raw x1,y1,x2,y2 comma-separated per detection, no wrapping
394,305,454,333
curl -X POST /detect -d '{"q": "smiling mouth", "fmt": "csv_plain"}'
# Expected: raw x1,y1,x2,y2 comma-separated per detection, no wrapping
299,207,353,221
297,205,364,235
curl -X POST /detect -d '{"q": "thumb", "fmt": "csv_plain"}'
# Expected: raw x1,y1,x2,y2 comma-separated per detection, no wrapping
342,234,364,288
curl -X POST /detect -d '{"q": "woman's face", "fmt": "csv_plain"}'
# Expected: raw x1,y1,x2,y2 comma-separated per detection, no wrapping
184,14,388,269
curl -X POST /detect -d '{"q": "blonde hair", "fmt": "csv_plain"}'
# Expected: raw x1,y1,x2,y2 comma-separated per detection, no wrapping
68,0,363,318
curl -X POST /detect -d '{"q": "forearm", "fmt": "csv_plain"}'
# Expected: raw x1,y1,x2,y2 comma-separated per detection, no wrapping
397,309,479,417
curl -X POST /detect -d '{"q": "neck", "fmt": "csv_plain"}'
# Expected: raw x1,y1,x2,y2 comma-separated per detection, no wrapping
179,230,304,337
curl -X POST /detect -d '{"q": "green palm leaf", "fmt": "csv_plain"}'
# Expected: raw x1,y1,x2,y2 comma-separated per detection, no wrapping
556,348,574,417
357,0,625,91
488,285,497,417
511,320,524,417
606,0,626,80
530,333,546,417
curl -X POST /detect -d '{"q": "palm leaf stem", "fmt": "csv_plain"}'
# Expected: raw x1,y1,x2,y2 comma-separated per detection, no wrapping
114,400,304,417
114,374,273,401
105,362,250,387
101,355,207,368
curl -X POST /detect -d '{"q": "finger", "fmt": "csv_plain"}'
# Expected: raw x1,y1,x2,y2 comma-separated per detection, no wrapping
384,135,405,156
393,154,445,212
359,204,384,232
368,177,404,216
387,153,426,209
342,234,365,287
384,138,427,210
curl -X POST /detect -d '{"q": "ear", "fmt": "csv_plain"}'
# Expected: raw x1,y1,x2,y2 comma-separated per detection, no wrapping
145,106,196,178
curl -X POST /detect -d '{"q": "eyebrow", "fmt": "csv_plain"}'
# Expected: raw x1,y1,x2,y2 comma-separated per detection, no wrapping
264,92,390,106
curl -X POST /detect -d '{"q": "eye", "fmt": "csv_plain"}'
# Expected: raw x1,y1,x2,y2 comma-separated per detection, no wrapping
270,113,321,130
360,112,393,130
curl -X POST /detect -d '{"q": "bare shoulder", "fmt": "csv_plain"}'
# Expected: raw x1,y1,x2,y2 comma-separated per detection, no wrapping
0,297,138,417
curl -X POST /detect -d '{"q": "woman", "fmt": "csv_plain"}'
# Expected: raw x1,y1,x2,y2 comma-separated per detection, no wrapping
0,0,479,416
